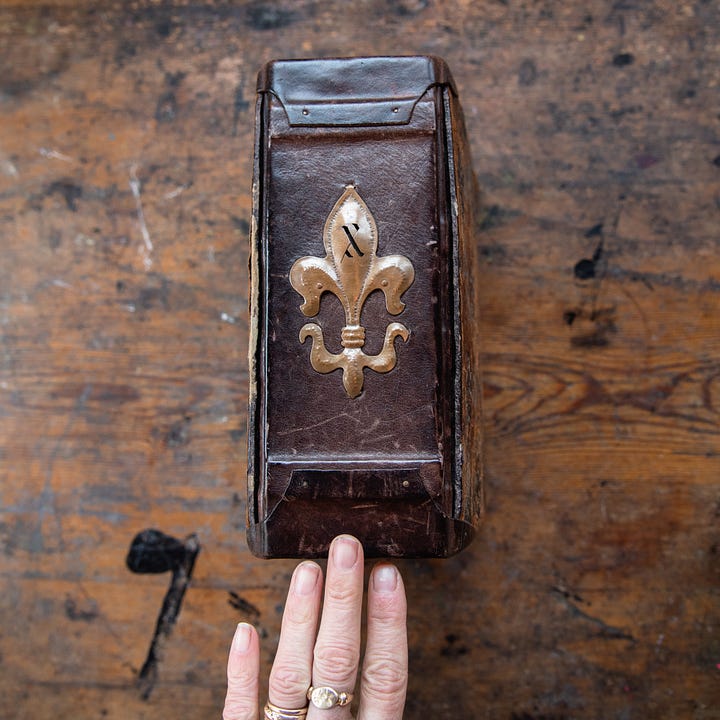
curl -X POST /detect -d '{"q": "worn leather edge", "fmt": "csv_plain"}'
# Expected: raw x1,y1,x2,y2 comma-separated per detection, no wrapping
248,508,476,559
246,98,260,527
256,55,457,127
246,92,267,555
262,458,445,522
443,87,484,527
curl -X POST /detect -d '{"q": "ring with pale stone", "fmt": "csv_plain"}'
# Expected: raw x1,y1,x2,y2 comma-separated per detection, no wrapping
263,700,309,719
307,686,354,710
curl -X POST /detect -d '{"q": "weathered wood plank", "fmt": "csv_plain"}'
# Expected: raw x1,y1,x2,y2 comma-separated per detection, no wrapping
0,1,718,718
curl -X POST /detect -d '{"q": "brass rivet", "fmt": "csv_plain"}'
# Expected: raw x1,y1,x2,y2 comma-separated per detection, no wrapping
392,107,399,113
302,108,309,116
402,480,410,488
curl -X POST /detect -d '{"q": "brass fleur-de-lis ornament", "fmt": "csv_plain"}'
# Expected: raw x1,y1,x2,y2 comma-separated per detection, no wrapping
289,186,415,398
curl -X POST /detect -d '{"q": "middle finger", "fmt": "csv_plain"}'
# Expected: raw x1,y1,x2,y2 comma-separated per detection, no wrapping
309,535,364,719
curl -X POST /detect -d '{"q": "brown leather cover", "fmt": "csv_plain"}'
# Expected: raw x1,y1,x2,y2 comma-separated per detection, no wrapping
247,56,482,558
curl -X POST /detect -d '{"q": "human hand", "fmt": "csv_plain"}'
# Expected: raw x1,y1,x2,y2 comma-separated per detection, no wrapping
223,534,407,720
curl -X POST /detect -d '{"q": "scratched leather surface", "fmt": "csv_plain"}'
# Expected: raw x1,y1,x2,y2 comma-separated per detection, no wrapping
257,55,456,126
248,56,481,558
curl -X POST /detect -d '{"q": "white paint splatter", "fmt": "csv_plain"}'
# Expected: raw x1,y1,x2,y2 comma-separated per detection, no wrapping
129,165,153,270
1,159,18,177
74,233,94,246
220,312,236,324
164,184,188,200
52,279,72,289
39,147,73,162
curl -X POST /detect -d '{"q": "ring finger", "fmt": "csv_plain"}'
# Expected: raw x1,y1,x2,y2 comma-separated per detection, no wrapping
308,535,364,719
268,561,323,712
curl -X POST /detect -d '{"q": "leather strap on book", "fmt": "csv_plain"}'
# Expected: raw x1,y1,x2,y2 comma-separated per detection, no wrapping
257,55,457,126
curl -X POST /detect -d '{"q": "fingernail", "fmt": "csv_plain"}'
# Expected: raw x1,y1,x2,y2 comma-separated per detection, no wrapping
333,536,359,570
373,564,398,593
293,562,319,596
232,622,252,653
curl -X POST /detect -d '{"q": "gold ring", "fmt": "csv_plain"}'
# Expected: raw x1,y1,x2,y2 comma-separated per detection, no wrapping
264,700,309,719
307,686,354,709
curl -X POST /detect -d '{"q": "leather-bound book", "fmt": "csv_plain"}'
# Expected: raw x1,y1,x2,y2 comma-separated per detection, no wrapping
247,56,482,558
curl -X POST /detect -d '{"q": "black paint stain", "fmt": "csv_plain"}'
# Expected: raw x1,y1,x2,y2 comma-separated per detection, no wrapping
677,79,698,102
635,153,659,169
573,258,596,280
46,180,82,212
65,596,99,622
478,243,508,264
573,237,604,280
440,632,469,657
245,3,297,30
229,428,245,443
48,229,62,250
114,40,137,68
232,83,250,136
228,591,261,617
155,92,177,123
555,589,635,642
608,104,643,121
567,227,617,347
2,47,70,99
569,306,617,347
50,382,140,404
155,18,173,37
231,215,250,234
572,332,609,348
1,79,33,98
136,277,171,311
518,58,538,86
551,584,587,606
573,329,615,348
164,71,186,89
612,52,634,67
165,415,191,448
712,155,720,168
126,528,200,700
387,0,429,16
584,222,603,238
155,72,185,123
479,204,520,231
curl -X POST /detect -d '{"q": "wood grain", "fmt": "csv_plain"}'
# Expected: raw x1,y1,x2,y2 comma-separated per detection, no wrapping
0,1,718,718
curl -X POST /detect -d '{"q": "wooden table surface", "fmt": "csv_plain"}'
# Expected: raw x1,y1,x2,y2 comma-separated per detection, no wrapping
1,1,718,718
